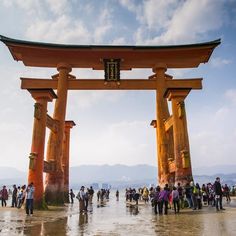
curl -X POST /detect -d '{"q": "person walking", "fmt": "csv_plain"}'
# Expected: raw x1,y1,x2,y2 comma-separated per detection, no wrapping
11,185,18,207
0,186,8,207
185,182,193,208
177,183,184,209
19,185,27,208
214,177,225,211
84,189,89,212
142,187,149,203
88,186,94,203
116,190,119,201
77,186,86,213
190,181,197,210
172,186,180,214
207,183,215,206
153,186,161,215
202,184,208,206
159,184,170,215
97,190,101,201
195,183,202,209
223,184,231,202
69,189,75,204
17,186,22,208
25,182,35,216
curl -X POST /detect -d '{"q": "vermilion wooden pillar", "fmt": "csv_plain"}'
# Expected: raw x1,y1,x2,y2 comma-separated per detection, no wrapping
45,63,71,205
62,120,76,203
153,66,172,186
27,89,57,208
166,89,193,185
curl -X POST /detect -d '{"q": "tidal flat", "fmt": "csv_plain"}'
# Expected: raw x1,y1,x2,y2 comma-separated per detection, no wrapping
0,193,236,236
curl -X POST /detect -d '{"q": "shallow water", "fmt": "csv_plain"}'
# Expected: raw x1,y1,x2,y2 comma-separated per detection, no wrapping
1,192,236,236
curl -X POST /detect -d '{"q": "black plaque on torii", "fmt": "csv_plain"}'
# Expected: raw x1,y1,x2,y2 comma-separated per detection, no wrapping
103,59,120,82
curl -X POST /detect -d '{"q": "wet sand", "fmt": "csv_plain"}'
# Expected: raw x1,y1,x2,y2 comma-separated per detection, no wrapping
0,194,236,236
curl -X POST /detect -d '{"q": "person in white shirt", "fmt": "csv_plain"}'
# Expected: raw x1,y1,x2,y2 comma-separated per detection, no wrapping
77,186,86,213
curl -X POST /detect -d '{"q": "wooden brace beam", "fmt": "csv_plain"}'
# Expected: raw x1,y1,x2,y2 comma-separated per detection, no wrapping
164,115,173,132
46,114,59,133
21,78,202,90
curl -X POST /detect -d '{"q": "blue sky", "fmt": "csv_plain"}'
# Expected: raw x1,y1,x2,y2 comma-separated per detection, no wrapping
0,0,236,173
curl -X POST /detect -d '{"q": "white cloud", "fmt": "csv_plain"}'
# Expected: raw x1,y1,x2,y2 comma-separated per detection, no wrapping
45,0,70,15
2,0,70,16
167,68,193,78
68,90,125,110
26,15,91,43
2,0,39,10
70,120,156,166
22,3,113,44
94,8,113,43
111,37,126,45
134,0,226,44
142,0,180,31
210,57,232,68
189,89,236,167
118,0,140,13
214,107,230,121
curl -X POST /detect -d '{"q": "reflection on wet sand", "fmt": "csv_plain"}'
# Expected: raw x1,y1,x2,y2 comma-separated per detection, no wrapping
127,205,139,216
0,193,236,235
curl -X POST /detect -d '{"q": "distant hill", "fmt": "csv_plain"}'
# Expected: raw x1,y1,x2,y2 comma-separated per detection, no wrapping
0,164,235,188
0,167,26,186
70,164,157,183
70,164,236,188
192,165,236,175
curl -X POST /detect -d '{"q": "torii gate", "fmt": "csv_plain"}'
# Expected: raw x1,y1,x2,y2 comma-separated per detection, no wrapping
0,35,220,208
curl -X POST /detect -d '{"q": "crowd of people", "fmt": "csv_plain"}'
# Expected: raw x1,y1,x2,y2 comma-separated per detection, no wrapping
0,182,35,216
125,177,232,215
74,186,115,213
76,186,95,213
97,188,110,201
0,177,234,217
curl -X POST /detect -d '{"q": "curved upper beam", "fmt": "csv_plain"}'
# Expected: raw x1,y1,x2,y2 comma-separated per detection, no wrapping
0,35,220,69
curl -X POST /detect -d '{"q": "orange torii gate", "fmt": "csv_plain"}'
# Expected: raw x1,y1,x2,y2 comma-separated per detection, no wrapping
0,35,220,208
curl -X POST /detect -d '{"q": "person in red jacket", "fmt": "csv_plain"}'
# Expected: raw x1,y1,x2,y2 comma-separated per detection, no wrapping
0,185,8,207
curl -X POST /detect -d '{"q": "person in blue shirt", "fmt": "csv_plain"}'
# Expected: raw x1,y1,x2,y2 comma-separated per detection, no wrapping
25,182,35,216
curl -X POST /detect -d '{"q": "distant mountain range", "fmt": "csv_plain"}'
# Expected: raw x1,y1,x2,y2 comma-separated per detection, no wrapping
70,164,157,182
0,164,236,188
0,167,26,186
193,165,236,176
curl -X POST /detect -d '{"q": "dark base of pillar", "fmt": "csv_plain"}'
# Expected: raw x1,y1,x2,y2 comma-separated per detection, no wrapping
45,171,65,205
45,188,65,205
175,175,193,186
64,191,70,203
159,173,193,187
34,197,48,210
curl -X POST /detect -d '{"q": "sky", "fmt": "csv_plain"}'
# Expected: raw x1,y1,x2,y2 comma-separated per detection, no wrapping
0,0,236,173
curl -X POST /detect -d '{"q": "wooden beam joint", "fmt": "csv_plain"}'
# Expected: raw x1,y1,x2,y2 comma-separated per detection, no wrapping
164,115,173,132
46,115,59,133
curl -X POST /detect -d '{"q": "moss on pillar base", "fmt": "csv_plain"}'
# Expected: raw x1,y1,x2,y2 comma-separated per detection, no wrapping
45,189,65,206
34,195,48,210
44,172,65,205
